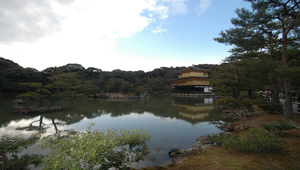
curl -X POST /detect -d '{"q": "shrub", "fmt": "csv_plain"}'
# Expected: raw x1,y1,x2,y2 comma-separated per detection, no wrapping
0,134,43,170
260,121,295,135
38,123,151,170
256,96,283,114
207,133,239,147
208,128,287,154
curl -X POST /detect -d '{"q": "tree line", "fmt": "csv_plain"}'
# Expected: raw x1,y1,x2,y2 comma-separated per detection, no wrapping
0,57,216,97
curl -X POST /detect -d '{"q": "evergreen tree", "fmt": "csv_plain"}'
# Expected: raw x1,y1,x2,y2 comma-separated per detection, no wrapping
215,0,300,121
245,0,300,120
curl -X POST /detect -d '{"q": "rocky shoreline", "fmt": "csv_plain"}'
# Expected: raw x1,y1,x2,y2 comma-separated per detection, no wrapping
168,133,232,165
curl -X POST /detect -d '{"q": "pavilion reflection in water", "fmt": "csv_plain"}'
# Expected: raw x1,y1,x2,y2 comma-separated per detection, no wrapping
171,97,214,122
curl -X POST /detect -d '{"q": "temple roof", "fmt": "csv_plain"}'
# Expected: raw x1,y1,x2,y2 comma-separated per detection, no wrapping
176,66,210,73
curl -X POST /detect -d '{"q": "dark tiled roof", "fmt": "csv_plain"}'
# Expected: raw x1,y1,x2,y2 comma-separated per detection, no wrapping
176,66,210,73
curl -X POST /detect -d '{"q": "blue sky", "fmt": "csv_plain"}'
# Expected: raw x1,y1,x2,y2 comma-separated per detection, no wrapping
0,0,252,72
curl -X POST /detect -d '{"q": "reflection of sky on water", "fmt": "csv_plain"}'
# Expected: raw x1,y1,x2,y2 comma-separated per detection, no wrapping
0,95,225,168
68,111,222,167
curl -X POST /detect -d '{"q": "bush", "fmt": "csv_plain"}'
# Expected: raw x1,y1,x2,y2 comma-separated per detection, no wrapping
260,121,295,135
0,134,43,170
256,96,283,114
208,128,287,154
38,123,151,170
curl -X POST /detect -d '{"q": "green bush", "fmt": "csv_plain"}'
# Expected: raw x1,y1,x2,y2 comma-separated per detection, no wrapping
208,128,287,154
256,96,283,114
260,121,295,135
38,123,151,170
207,133,239,147
0,134,43,170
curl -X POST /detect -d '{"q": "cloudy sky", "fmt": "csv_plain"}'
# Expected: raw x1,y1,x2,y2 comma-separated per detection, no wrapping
0,0,251,72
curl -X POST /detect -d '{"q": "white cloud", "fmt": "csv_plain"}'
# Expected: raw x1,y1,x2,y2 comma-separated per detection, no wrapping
163,0,188,15
147,0,188,19
148,3,170,19
0,0,191,71
197,0,212,15
0,1,64,44
152,26,167,34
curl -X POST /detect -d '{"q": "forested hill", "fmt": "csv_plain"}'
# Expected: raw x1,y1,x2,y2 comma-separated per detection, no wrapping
0,57,218,94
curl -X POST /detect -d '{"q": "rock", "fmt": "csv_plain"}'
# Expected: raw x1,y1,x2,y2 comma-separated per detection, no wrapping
196,136,213,144
169,135,214,160
172,156,187,164
224,125,234,132
168,149,186,158
183,148,199,155
219,132,233,136
182,141,205,155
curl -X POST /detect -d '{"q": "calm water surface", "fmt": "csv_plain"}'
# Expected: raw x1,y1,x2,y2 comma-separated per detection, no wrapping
0,95,229,169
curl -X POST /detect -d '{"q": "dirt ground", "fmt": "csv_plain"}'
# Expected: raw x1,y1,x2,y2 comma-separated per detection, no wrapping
142,105,300,170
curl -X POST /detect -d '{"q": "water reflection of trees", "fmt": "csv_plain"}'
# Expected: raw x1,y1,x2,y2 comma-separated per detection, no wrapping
52,95,230,126
15,114,67,135
1,95,231,128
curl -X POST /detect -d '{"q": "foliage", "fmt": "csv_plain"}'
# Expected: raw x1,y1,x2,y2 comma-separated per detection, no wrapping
211,59,269,99
257,96,283,114
230,110,256,130
208,128,287,154
0,58,38,93
214,97,252,108
1,56,218,95
215,97,256,130
0,134,43,170
45,72,81,96
105,78,123,93
214,0,300,120
80,80,102,95
16,83,51,106
260,121,295,135
120,81,134,94
17,72,82,106
38,123,151,170
135,86,148,96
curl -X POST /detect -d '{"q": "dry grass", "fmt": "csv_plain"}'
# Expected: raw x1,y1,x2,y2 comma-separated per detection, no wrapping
142,105,300,170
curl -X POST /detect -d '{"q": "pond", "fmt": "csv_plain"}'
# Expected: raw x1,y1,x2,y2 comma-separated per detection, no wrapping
0,95,230,169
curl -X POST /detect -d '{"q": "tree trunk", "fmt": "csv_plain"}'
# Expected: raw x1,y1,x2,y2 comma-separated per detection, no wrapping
270,77,280,104
283,77,294,121
39,115,44,133
247,89,252,98
52,118,58,133
234,84,241,99
268,32,280,104
233,70,241,99
39,98,44,107
50,90,59,106
282,22,294,121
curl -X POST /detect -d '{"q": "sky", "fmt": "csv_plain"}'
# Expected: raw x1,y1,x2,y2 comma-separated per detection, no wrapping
0,0,252,72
